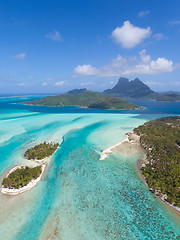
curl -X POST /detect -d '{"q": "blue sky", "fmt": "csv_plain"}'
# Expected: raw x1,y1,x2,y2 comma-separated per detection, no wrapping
0,0,180,94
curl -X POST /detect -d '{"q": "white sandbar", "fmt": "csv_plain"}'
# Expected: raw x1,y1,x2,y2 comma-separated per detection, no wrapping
99,138,129,160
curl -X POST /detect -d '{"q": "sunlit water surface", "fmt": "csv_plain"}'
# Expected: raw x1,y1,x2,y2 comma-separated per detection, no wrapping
0,96,180,240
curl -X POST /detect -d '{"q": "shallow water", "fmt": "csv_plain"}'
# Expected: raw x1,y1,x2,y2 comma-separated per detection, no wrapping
0,96,179,240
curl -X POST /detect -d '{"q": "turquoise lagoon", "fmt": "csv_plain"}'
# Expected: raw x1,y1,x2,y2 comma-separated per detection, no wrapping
0,96,180,240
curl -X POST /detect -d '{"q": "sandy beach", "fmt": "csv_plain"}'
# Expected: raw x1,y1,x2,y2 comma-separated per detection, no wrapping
100,131,180,214
99,138,129,160
99,132,140,161
1,143,59,196
1,164,46,196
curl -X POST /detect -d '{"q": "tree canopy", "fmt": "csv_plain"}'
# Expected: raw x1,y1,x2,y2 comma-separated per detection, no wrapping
25,142,59,160
2,166,42,189
134,116,180,207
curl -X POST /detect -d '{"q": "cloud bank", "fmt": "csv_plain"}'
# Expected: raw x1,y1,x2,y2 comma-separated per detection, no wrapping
74,50,174,77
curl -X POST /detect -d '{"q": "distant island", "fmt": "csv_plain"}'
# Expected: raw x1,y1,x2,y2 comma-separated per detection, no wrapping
19,77,180,105
132,116,180,210
25,142,59,161
103,77,180,102
1,142,59,195
21,90,140,110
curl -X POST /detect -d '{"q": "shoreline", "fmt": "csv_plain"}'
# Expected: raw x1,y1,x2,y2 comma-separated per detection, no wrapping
99,138,129,160
135,159,180,215
99,131,140,161
16,103,142,110
128,132,180,214
1,164,46,196
99,131,180,214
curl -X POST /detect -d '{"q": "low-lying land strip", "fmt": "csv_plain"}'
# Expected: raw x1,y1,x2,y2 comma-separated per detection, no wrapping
20,90,141,110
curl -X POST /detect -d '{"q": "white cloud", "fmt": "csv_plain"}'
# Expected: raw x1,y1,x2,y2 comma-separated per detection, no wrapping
42,82,48,86
111,21,151,48
144,81,163,86
153,33,166,40
12,53,26,59
149,58,172,73
170,81,180,85
55,81,66,86
74,49,174,77
46,78,52,81
138,10,150,17
18,83,25,86
41,78,69,87
80,81,95,86
46,30,62,41
74,64,97,77
168,20,180,25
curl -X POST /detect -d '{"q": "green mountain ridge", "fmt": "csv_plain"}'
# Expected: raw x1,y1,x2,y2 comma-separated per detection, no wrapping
21,90,140,110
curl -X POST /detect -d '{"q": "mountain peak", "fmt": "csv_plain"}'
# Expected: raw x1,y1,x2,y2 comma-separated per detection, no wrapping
134,78,141,82
104,77,154,98
118,77,129,83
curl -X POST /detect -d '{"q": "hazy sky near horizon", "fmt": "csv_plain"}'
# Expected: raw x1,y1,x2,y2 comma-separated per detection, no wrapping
0,0,180,94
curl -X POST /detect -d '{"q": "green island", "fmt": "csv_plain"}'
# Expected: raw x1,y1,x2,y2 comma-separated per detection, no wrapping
21,90,140,110
133,116,180,207
2,166,42,189
25,142,59,160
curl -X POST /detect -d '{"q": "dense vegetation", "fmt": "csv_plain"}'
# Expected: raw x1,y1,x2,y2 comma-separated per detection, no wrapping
21,90,140,109
88,97,140,109
25,142,59,160
2,166,42,189
134,116,180,207
103,77,180,101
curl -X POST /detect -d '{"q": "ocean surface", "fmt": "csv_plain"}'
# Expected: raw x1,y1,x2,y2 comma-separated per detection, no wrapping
0,95,179,240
